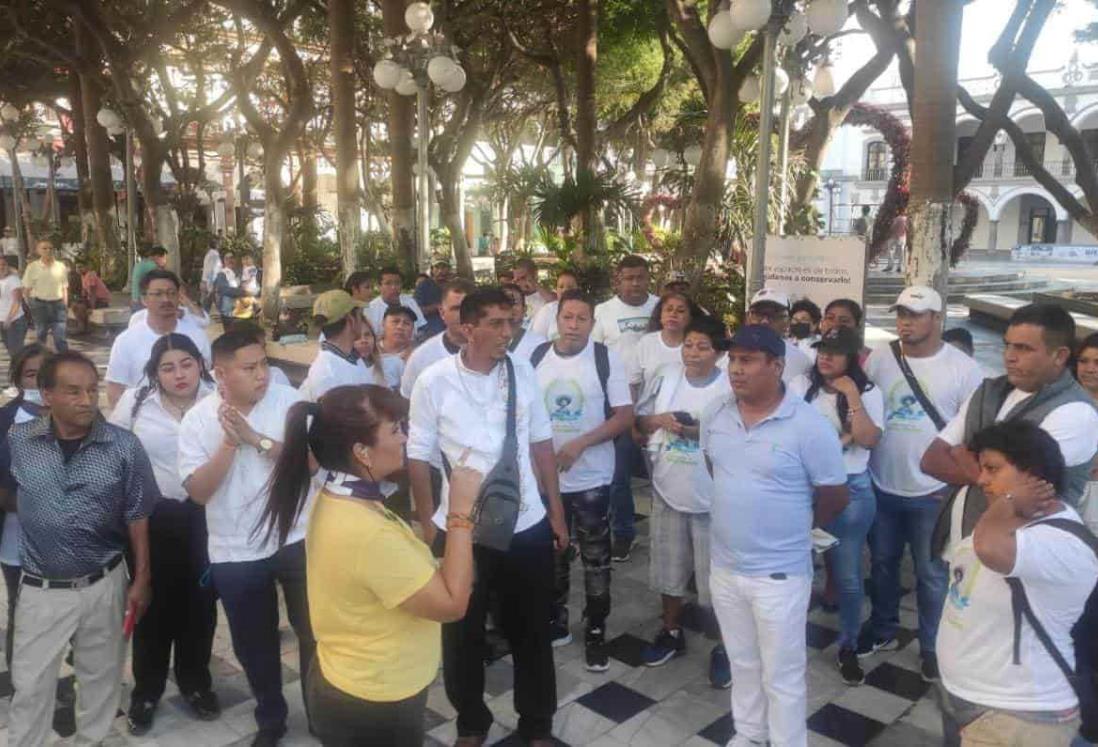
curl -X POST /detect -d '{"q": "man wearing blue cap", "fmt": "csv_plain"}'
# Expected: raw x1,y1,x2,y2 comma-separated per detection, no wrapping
701,325,849,747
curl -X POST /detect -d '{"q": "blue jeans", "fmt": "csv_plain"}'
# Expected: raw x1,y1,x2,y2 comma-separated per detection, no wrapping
610,433,640,544
210,540,314,734
3,315,27,357
864,486,949,655
27,298,66,352
825,471,877,648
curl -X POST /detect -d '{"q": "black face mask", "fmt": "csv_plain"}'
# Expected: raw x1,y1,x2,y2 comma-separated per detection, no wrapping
790,322,813,340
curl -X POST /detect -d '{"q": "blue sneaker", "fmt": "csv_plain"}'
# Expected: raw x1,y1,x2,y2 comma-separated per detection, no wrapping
642,627,685,667
709,644,731,689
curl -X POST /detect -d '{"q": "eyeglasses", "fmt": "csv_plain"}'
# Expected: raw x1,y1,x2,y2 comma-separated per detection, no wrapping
145,290,179,300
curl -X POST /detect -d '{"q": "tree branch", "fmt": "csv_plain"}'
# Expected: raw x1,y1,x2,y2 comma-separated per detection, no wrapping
666,0,715,98
601,20,673,143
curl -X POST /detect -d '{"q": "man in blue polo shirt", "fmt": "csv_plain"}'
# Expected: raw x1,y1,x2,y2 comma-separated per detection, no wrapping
701,325,848,747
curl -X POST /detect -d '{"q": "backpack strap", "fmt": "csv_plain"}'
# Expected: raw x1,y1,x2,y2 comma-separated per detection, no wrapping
890,339,947,430
594,342,612,420
529,341,552,369
508,327,526,353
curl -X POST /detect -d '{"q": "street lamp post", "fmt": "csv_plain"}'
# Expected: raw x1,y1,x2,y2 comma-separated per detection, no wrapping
372,2,466,271
825,178,841,235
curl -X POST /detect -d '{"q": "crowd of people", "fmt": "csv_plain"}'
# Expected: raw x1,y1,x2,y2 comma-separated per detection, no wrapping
0,243,1094,747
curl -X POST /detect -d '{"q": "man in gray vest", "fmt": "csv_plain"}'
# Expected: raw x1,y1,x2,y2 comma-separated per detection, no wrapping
922,303,1098,553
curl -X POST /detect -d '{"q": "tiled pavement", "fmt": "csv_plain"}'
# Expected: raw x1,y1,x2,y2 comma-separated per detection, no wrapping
0,331,946,746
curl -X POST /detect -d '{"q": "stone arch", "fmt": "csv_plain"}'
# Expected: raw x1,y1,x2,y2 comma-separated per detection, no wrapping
992,186,1068,221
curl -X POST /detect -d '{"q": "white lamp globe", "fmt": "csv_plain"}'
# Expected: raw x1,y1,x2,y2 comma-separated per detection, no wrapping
373,59,402,89
395,73,419,96
246,141,263,159
439,65,466,93
107,125,125,137
217,141,236,159
683,144,703,167
404,2,434,33
813,64,836,97
0,134,15,151
739,74,761,101
707,11,742,50
807,0,848,36
0,103,19,123
651,148,670,169
730,0,772,32
427,56,456,86
773,67,789,96
96,107,120,129
779,13,808,46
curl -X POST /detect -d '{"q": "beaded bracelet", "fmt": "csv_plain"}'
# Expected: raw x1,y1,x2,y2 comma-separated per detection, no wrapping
446,512,475,531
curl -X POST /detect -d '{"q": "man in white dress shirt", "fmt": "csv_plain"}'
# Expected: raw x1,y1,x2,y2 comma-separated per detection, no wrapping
511,257,555,323
365,265,425,333
298,290,371,401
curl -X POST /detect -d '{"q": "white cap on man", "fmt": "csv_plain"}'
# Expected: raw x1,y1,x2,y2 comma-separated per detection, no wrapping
750,287,791,309
889,285,943,314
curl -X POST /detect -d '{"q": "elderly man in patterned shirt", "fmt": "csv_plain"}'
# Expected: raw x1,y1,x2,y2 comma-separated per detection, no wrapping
1,351,157,747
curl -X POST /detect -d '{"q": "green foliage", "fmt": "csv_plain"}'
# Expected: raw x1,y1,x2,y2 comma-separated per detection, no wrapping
178,224,216,285
532,170,640,234
354,231,410,280
283,212,340,288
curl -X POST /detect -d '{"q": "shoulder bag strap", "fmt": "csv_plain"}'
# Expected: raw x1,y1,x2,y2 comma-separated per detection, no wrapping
1007,578,1078,682
594,342,612,419
890,339,947,430
501,356,518,461
530,341,552,368
508,327,526,353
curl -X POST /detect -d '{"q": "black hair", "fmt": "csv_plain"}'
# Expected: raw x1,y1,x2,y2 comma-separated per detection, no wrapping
416,272,430,282
790,299,822,325
648,290,702,333
969,421,1065,494
803,346,874,426
131,333,214,422
460,287,512,325
500,283,525,306
10,343,49,394
37,350,98,390
148,245,168,257
824,298,864,326
139,268,181,294
556,288,596,317
0,254,17,268
512,257,538,275
383,305,417,325
344,271,371,294
1075,332,1098,383
262,384,408,546
231,320,267,344
211,328,265,365
617,254,649,272
442,278,477,300
317,311,355,342
1008,303,1076,353
684,315,728,349
378,265,403,281
943,327,975,355
557,268,578,281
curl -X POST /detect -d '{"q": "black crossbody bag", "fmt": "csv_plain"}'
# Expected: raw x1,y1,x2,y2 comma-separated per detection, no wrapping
890,340,946,430
441,356,521,551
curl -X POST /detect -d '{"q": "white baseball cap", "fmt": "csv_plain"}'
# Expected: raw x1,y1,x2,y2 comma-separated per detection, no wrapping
890,285,943,314
750,287,791,309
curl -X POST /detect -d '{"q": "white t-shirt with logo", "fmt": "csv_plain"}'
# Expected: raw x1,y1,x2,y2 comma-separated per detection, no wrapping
866,343,985,496
533,340,631,493
789,374,885,475
629,331,682,389
592,294,659,356
0,274,23,325
638,364,729,512
939,506,1098,711
106,314,213,389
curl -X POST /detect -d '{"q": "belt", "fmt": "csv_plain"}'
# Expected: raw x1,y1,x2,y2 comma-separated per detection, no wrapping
21,554,124,590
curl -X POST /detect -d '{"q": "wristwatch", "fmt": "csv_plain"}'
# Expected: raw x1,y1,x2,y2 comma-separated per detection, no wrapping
257,437,274,455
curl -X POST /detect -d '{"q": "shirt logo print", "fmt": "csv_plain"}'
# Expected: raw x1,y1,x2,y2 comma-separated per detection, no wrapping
616,317,649,334
886,379,930,428
545,379,585,424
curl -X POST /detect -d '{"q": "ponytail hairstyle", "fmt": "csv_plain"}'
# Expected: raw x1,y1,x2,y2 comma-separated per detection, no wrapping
132,333,214,422
260,384,408,546
804,349,873,428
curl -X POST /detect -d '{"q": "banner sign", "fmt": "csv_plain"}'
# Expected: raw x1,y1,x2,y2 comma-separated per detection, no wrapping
763,235,867,309
1012,244,1098,263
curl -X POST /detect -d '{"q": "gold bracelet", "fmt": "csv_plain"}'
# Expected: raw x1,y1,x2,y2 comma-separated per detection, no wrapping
446,517,475,531
446,511,473,523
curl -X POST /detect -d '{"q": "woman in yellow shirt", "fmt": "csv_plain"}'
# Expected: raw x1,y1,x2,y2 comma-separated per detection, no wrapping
262,384,478,745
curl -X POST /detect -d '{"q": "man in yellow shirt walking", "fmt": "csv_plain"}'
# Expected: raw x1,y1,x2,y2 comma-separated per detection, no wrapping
22,240,69,352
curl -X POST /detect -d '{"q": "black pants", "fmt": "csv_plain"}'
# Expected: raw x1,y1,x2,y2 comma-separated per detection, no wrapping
306,659,427,746
1075,592,1098,741
131,499,217,704
433,519,557,739
210,540,315,734
3,560,19,670
553,486,611,629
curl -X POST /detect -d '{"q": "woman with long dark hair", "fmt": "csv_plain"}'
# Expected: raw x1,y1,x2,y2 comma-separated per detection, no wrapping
0,343,49,668
630,291,703,397
261,385,480,744
108,333,220,734
789,326,883,686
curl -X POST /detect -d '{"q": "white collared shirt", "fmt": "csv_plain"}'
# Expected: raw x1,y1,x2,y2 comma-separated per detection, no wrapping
407,352,553,533
178,383,309,562
401,332,462,399
300,346,379,401
129,307,212,329
366,294,426,334
109,383,214,501
107,314,213,389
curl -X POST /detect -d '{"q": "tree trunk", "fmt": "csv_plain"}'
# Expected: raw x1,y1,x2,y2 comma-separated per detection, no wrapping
439,169,473,279
261,152,285,320
681,71,736,271
68,70,96,246
575,0,599,255
330,0,360,279
301,148,318,212
907,0,964,296
78,66,122,278
6,148,32,263
382,0,417,270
